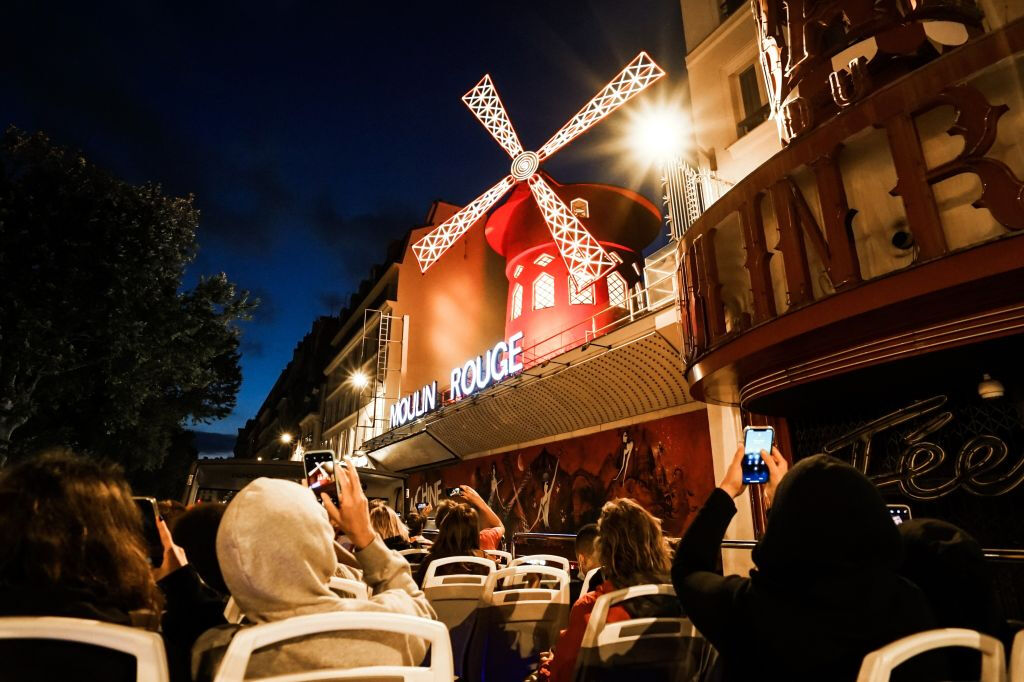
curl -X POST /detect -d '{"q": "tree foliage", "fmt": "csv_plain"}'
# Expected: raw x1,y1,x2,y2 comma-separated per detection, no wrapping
0,128,254,472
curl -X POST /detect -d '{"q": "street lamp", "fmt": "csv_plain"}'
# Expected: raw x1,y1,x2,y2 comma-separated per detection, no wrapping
349,370,370,390
280,433,293,444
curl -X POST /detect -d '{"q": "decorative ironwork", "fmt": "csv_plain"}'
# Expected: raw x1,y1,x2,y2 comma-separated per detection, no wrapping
411,52,665,293
822,395,1024,501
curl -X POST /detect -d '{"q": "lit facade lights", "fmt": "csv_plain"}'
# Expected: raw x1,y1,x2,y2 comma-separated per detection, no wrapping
410,52,665,293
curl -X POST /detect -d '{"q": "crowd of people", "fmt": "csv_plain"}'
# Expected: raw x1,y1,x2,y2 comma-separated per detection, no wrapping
0,444,1018,682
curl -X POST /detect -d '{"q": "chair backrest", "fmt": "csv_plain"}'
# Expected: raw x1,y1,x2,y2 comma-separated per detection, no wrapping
1010,629,1024,682
224,597,245,624
485,549,512,567
511,554,571,572
400,548,430,564
580,566,602,596
574,584,717,682
470,565,572,681
856,628,1006,682
328,577,371,600
422,555,495,588
212,612,453,682
0,616,170,682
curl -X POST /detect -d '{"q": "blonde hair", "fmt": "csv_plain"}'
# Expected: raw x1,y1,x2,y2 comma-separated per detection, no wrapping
596,498,671,587
370,504,409,542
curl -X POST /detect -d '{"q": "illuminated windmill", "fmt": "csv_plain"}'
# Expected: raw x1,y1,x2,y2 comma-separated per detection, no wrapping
411,52,664,293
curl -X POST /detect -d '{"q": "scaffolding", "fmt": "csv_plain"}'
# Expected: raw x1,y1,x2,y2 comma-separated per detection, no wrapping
663,158,733,240
355,308,407,451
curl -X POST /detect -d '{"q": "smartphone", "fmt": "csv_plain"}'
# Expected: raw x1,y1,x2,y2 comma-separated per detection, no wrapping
446,486,462,497
416,502,427,512
741,426,775,484
887,504,912,525
304,450,340,505
132,496,165,567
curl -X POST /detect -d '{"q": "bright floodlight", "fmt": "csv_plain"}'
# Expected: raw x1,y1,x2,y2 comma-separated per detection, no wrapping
410,52,665,293
629,106,687,163
350,370,370,389
280,433,293,444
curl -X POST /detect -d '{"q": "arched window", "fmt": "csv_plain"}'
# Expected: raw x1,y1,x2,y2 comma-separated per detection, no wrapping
607,272,627,308
511,283,523,320
568,276,594,305
533,273,555,310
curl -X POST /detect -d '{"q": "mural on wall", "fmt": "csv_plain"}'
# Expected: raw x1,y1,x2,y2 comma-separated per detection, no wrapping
407,409,715,537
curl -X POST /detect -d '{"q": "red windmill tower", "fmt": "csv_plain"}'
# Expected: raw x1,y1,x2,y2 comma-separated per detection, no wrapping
411,53,665,362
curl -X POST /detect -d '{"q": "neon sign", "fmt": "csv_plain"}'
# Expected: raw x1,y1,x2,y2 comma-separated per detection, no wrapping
389,332,524,430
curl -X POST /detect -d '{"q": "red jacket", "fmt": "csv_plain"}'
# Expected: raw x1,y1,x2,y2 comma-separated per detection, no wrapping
539,579,629,682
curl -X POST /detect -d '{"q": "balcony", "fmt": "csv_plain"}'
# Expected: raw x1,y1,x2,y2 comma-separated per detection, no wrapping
679,20,1024,412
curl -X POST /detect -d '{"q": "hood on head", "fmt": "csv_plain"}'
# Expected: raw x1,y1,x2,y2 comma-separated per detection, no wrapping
752,454,901,583
216,477,342,622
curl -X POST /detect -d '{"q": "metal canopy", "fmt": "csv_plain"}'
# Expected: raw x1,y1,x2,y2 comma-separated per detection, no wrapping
366,314,691,471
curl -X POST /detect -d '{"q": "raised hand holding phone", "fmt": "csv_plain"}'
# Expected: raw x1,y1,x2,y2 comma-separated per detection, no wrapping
320,456,374,550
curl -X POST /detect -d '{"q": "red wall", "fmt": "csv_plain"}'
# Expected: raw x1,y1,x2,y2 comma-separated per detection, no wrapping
407,409,714,537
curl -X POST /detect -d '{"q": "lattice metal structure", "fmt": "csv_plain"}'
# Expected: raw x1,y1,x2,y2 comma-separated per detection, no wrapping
411,52,665,293
356,309,406,446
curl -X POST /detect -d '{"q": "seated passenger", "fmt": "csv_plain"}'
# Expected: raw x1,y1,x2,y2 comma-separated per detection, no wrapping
414,502,491,586
447,484,505,550
899,518,1012,679
171,502,229,597
191,457,435,681
569,523,603,604
370,503,414,551
537,498,672,682
0,449,224,682
673,447,946,682
405,509,433,547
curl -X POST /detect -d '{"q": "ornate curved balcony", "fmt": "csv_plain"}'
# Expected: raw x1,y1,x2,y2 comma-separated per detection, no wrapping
680,20,1024,412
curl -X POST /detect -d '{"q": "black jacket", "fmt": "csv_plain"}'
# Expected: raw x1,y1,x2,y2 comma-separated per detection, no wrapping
672,455,946,682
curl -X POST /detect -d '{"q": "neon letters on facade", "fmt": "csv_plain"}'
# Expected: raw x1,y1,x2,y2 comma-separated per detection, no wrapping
388,332,525,430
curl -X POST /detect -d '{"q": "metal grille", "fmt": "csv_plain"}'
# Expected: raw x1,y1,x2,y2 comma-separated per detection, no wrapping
569,277,594,305
533,273,555,310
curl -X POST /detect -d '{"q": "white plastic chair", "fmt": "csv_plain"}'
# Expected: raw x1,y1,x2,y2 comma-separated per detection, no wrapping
580,566,602,596
485,549,512,567
400,548,430,564
469,565,571,681
328,576,371,600
1011,629,1024,682
212,611,453,682
574,584,715,682
224,597,245,624
856,628,1006,682
0,616,170,682
510,553,570,572
422,555,495,588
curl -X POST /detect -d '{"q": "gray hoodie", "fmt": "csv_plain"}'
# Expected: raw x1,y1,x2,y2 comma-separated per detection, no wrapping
191,478,436,680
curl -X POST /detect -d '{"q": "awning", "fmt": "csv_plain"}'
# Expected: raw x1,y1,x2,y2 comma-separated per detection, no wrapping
364,309,692,471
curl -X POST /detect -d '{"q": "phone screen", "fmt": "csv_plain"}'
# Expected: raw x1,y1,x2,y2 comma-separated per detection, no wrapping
742,427,774,484
132,497,165,567
416,502,427,511
304,452,339,505
446,486,462,497
887,505,912,525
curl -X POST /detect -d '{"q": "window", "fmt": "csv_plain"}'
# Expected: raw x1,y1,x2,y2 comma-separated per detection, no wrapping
569,277,594,305
513,264,524,278
511,283,523,319
735,63,769,137
533,273,555,310
607,272,628,308
533,253,554,267
570,198,589,218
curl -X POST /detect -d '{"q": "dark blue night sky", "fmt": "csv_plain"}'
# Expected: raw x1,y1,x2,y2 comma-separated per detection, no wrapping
2,1,686,436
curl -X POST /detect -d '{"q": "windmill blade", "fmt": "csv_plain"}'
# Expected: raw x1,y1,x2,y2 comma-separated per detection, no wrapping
463,75,525,160
411,175,517,272
527,174,616,293
536,52,665,162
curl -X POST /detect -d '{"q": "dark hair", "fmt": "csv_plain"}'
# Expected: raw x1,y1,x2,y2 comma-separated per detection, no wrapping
0,449,163,613
433,499,458,530
597,498,671,587
429,503,479,558
171,503,228,595
159,499,187,530
575,523,599,558
406,511,426,536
